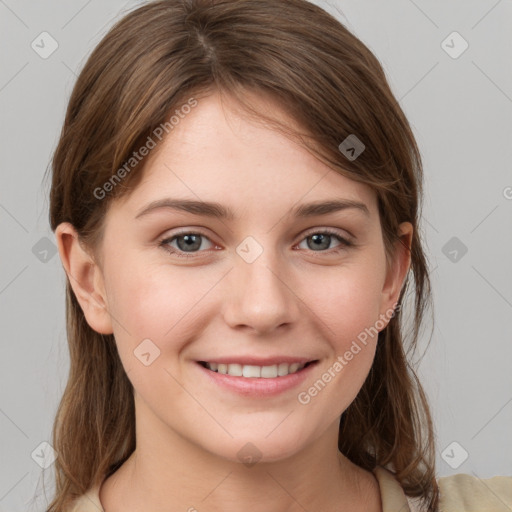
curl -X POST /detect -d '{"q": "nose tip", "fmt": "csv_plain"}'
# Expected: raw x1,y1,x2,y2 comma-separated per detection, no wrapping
222,252,299,335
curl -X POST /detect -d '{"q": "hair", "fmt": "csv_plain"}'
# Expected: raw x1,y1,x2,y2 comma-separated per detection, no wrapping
45,0,439,510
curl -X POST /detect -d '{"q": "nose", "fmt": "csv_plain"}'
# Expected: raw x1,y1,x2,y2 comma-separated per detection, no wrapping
222,247,300,335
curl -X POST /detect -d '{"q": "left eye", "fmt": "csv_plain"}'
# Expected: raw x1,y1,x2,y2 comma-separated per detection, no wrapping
159,229,353,258
297,230,353,252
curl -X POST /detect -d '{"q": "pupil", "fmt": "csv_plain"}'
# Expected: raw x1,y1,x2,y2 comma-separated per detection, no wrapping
310,234,329,250
180,234,200,251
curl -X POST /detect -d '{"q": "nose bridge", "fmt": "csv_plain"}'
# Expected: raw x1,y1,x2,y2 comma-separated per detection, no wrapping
223,235,299,333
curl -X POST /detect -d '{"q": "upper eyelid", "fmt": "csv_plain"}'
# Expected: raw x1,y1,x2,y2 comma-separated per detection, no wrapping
159,226,353,246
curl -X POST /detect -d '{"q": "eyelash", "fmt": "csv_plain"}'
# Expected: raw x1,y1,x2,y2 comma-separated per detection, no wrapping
158,228,354,259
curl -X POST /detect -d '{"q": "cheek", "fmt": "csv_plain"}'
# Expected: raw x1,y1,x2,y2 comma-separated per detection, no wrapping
104,257,217,366
296,266,384,412
104,264,200,400
105,254,189,336
306,264,384,348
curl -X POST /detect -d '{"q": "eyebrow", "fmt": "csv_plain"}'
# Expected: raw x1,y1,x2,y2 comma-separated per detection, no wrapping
135,197,370,221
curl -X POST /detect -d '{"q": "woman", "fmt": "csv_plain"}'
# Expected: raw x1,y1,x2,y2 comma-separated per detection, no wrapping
46,1,512,511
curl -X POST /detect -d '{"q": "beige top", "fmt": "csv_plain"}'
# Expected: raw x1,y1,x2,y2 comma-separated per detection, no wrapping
67,466,512,512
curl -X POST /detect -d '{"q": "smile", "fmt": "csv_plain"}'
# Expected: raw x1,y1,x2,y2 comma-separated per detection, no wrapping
200,361,315,378
197,359,319,397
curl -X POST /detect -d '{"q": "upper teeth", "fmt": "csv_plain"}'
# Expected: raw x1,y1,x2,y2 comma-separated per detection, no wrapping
205,362,306,378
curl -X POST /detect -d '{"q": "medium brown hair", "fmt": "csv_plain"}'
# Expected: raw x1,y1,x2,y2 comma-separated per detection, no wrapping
46,0,439,510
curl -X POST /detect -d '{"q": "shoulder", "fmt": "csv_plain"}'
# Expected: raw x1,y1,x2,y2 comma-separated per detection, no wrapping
374,465,512,512
437,472,512,511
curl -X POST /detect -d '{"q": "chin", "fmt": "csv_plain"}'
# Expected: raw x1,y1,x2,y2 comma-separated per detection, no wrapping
199,425,312,466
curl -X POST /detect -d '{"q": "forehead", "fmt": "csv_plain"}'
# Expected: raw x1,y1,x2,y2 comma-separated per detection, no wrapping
112,91,377,220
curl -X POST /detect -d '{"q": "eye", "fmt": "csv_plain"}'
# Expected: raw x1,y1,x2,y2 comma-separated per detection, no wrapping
159,231,216,258
296,229,353,254
159,228,353,259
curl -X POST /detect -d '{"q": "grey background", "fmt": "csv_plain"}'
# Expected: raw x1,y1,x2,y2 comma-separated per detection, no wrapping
1,0,511,510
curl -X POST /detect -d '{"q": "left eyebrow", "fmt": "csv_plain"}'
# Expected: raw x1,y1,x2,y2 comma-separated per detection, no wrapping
134,198,370,221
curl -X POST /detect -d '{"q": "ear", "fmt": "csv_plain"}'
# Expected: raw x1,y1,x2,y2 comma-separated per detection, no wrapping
55,222,113,335
379,221,413,323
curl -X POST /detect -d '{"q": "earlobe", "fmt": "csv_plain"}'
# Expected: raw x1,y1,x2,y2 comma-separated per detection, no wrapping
379,222,413,325
55,222,113,335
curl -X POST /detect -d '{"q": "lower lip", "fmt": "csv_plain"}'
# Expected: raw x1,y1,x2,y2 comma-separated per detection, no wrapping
196,362,318,397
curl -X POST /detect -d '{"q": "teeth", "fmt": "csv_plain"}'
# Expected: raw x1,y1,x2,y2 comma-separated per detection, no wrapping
261,365,278,378
242,365,261,378
228,363,243,376
289,363,300,373
206,362,306,378
278,362,289,376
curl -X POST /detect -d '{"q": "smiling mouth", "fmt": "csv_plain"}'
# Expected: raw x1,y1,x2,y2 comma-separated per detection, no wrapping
198,361,317,378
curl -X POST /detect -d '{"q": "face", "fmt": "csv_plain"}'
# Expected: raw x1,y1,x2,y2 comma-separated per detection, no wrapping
61,91,411,464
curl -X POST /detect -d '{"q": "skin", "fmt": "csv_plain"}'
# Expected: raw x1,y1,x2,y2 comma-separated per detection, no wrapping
56,90,412,512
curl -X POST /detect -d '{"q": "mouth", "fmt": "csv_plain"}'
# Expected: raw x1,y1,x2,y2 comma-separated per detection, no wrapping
196,358,319,397
198,360,318,378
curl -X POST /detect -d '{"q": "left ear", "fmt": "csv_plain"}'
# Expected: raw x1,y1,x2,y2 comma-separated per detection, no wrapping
379,221,413,322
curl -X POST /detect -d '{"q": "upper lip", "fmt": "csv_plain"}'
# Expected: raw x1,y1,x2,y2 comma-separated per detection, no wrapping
198,357,318,366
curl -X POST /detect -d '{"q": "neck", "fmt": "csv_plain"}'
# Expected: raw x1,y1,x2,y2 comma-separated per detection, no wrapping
100,402,381,512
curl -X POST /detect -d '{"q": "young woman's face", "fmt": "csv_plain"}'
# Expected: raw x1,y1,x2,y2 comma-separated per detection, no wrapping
92,91,410,463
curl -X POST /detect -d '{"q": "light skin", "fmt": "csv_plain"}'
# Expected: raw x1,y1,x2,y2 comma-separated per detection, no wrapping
56,91,412,512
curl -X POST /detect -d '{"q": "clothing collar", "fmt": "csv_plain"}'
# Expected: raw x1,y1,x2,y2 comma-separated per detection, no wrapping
71,465,412,512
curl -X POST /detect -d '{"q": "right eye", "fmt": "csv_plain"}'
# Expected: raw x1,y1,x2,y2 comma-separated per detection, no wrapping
159,231,216,258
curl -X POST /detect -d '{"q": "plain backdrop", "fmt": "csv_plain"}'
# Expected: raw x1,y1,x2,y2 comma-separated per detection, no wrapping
1,0,511,510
